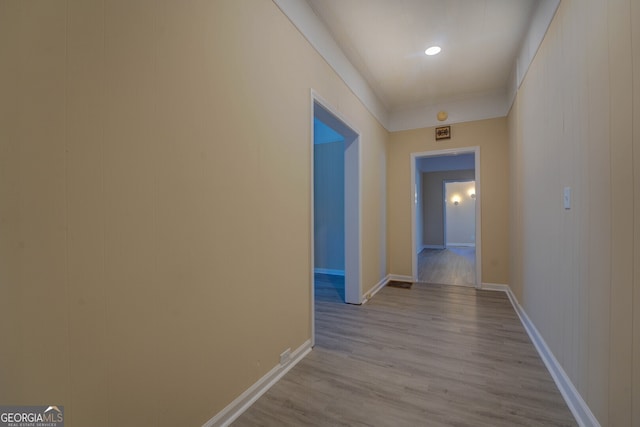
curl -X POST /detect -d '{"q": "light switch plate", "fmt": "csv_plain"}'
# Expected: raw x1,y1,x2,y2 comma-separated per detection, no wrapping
563,187,571,210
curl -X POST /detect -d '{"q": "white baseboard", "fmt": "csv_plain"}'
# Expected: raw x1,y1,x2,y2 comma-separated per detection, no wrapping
313,268,345,276
203,340,312,427
387,274,413,282
480,282,510,292
362,274,415,304
362,275,389,303
484,285,599,427
446,243,476,248
206,283,598,427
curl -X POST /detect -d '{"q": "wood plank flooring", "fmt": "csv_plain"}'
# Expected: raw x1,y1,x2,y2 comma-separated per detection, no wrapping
232,278,576,426
418,247,476,286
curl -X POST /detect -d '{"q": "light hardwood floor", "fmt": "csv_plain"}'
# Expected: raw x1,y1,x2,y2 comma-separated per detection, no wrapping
418,247,476,286
232,278,576,426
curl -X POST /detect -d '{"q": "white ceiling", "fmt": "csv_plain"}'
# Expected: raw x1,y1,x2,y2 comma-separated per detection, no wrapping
305,0,538,113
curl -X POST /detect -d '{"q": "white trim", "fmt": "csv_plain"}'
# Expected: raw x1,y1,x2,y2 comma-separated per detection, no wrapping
480,282,510,292
362,274,415,303
313,268,345,276
387,274,414,283
344,128,362,304
274,0,559,133
473,150,482,287
273,0,388,128
505,289,600,427
203,340,312,427
388,90,509,132
507,0,561,108
446,243,476,248
410,153,418,281
362,275,389,304
483,285,600,427
309,92,316,347
410,147,482,289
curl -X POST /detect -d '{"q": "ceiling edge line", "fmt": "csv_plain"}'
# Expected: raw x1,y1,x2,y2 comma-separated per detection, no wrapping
272,0,390,129
507,0,562,112
273,0,558,134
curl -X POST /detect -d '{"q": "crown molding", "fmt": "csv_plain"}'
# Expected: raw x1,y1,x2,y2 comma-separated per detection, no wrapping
388,90,509,132
274,0,560,133
272,0,389,128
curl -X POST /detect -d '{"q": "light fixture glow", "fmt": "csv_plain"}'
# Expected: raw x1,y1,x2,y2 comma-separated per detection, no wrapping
451,195,461,206
468,188,476,199
425,46,441,56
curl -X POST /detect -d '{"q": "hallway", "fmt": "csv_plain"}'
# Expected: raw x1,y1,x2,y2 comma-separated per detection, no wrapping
418,247,476,286
232,282,576,426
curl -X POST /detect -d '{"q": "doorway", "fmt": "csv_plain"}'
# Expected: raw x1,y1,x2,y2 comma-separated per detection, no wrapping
444,180,476,247
423,179,477,286
311,93,361,345
410,148,481,287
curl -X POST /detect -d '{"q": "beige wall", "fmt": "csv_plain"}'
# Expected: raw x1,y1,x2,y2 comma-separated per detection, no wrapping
508,0,640,424
387,118,510,284
0,1,387,426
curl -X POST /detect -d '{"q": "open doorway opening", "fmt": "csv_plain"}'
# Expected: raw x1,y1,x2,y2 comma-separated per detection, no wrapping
429,179,477,285
411,148,481,287
444,180,476,247
313,114,345,302
311,94,361,345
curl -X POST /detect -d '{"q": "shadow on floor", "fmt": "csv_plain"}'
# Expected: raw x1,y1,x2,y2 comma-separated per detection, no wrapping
314,273,345,303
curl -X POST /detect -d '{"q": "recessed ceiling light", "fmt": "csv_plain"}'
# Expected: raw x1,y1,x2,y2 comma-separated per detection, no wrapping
425,46,441,56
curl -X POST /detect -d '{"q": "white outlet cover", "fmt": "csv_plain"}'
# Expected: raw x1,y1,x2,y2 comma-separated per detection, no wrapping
280,348,291,365
563,187,571,210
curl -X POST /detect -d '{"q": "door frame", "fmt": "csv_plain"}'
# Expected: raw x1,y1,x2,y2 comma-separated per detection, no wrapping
310,90,362,346
410,147,481,287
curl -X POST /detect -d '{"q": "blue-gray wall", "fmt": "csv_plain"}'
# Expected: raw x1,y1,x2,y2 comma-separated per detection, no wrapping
314,139,345,272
